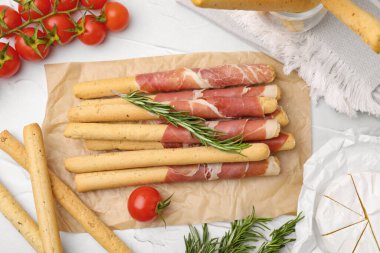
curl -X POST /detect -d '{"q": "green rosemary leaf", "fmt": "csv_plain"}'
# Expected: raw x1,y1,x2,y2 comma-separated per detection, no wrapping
184,208,272,253
256,213,304,253
116,91,251,153
185,224,219,253
217,208,271,253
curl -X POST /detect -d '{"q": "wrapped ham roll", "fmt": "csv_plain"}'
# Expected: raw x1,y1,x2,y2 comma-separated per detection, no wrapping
64,119,280,143
65,144,270,173
68,96,278,122
79,85,281,107
265,107,289,126
74,64,276,99
84,132,295,153
75,156,280,192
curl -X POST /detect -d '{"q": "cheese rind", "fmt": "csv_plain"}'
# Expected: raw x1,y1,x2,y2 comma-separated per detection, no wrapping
316,196,364,235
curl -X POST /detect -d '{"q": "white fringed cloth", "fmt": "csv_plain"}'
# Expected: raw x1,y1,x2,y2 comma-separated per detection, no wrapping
178,0,380,117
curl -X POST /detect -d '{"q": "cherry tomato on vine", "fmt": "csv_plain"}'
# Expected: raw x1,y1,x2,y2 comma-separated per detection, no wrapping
80,0,107,10
0,5,22,37
0,43,21,78
15,27,50,61
128,186,172,223
103,2,129,32
77,15,106,46
43,13,75,44
18,0,51,21
52,0,78,11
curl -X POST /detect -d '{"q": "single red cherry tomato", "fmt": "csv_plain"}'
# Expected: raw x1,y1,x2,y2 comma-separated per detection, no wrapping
18,0,51,20
127,186,172,223
15,28,50,61
80,0,107,10
51,0,78,11
0,43,21,78
43,14,75,44
0,5,22,37
103,2,129,32
77,15,107,46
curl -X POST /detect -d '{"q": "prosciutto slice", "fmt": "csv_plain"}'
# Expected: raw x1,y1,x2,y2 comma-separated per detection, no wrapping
167,96,271,119
161,119,279,143
162,132,293,153
164,156,280,183
255,132,291,152
153,85,279,101
136,64,275,92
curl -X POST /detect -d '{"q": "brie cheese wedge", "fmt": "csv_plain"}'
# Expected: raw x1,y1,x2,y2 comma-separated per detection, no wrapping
316,196,365,235
321,221,367,253
315,172,380,252
323,174,364,216
354,223,379,253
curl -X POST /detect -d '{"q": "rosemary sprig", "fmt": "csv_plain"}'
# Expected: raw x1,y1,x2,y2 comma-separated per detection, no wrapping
185,224,219,253
184,210,304,253
218,209,271,253
116,91,251,153
184,208,272,253
257,213,304,253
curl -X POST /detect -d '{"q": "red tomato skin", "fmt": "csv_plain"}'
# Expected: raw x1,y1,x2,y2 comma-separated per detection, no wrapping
128,186,161,222
0,43,21,78
78,15,107,46
52,0,78,11
104,2,129,32
15,28,50,61
43,14,75,44
18,0,51,20
80,0,107,10
0,5,22,37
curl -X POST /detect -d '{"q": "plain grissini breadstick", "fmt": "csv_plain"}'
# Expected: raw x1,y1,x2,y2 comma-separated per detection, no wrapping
79,85,282,107
85,140,168,151
24,123,63,253
64,119,280,143
0,130,132,253
191,0,319,12
0,183,44,253
84,132,295,152
320,0,380,53
68,97,278,123
74,64,276,99
65,144,270,173
74,156,280,192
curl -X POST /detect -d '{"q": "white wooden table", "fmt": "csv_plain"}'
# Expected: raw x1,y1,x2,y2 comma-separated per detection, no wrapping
0,0,379,252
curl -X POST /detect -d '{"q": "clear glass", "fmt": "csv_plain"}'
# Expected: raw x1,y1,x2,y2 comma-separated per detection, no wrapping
257,4,327,33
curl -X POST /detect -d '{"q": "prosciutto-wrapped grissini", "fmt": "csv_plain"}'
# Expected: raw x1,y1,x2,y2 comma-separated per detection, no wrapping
65,144,270,173
74,64,276,99
79,85,281,107
74,156,280,192
83,132,295,153
64,119,280,142
68,96,278,122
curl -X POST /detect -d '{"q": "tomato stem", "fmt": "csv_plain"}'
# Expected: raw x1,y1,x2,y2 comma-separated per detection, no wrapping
0,43,13,68
155,193,173,228
0,5,89,38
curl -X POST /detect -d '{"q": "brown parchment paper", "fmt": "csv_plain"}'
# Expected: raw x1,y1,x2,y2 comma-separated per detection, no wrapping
42,52,311,232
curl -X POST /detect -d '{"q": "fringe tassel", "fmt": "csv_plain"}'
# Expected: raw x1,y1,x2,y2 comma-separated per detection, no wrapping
230,11,380,117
